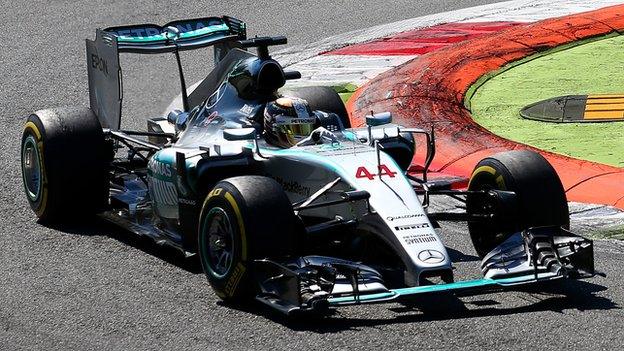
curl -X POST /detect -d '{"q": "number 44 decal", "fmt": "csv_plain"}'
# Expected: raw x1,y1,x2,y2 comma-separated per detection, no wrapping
355,164,397,180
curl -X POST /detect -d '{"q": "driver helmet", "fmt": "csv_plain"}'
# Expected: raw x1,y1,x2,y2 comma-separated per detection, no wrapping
264,97,317,148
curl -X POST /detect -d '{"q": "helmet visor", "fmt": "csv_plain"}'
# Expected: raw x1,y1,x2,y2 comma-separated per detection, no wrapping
274,116,316,146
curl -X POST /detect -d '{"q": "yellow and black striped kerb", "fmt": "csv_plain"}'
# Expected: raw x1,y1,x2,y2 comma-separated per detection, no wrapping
521,94,624,123
583,95,624,121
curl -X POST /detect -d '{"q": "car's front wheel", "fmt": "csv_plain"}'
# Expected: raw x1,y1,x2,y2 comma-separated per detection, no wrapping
466,150,569,257
198,176,299,302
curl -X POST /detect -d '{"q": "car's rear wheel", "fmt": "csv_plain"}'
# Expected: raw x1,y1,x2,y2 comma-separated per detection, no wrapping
198,176,299,302
281,86,351,128
466,150,569,257
21,107,111,221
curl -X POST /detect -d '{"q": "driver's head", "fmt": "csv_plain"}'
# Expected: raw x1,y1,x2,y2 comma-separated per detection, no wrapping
264,97,317,148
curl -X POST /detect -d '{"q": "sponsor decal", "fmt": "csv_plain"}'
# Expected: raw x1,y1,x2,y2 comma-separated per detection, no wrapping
275,116,316,125
111,20,220,40
387,213,425,221
238,104,254,117
208,187,223,199
224,263,246,297
355,164,396,180
402,233,438,245
201,111,221,126
90,54,108,75
418,249,445,264
314,147,375,156
149,177,177,206
111,27,162,39
178,198,196,206
147,156,177,208
273,176,311,197
172,21,212,34
149,158,173,178
395,223,430,231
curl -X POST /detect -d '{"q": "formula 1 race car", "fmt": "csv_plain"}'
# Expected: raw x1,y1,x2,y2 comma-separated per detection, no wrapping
20,16,594,315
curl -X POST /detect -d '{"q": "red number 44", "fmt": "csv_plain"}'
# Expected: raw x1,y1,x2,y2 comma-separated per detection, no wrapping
355,164,397,180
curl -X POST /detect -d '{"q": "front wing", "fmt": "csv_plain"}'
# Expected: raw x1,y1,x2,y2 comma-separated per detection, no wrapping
252,226,594,315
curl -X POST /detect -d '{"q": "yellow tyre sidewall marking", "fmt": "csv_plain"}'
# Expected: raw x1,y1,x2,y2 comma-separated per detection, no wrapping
207,187,223,198
224,263,246,298
23,121,48,216
469,165,506,190
24,121,41,139
201,187,247,260
201,187,249,298
224,192,247,260
224,191,248,297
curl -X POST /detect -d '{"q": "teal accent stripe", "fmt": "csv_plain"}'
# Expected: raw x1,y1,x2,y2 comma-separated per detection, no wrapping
328,274,560,305
118,34,166,43
329,291,398,304
258,147,347,177
117,24,229,43
395,278,498,294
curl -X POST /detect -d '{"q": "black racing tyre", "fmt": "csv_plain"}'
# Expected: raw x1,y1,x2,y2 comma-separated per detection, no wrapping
379,135,415,171
466,150,569,257
198,176,299,302
281,86,351,128
21,107,111,221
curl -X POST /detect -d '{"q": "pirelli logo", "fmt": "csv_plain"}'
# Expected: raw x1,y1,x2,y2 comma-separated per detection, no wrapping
395,223,430,231
149,178,177,206
224,263,246,297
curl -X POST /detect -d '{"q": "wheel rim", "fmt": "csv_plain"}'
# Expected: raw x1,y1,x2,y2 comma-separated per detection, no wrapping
203,207,235,278
468,182,511,255
22,135,42,202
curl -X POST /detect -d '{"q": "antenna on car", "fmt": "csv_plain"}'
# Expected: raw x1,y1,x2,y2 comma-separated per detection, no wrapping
164,26,190,112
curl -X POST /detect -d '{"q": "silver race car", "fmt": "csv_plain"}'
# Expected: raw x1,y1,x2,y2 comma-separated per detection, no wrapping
20,17,594,315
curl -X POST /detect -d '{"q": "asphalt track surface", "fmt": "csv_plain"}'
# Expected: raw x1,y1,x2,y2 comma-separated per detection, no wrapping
2,1,623,350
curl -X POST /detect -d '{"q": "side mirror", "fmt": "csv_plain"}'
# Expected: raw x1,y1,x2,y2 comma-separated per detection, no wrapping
365,112,392,126
167,109,189,132
223,128,257,141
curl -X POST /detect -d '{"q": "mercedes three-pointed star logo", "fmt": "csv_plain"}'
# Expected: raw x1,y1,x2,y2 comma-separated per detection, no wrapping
418,249,445,264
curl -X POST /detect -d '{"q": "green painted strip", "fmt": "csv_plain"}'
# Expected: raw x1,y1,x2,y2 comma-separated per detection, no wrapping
464,32,621,111
591,225,624,240
468,34,624,167
332,83,359,94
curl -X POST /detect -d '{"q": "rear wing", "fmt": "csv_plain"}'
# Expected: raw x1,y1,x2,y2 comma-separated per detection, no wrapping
86,16,246,129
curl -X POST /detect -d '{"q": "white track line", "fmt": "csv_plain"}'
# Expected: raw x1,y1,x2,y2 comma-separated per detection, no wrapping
286,55,415,88
274,0,623,67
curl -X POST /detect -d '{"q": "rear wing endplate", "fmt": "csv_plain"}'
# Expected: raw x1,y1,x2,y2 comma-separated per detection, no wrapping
86,16,246,130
